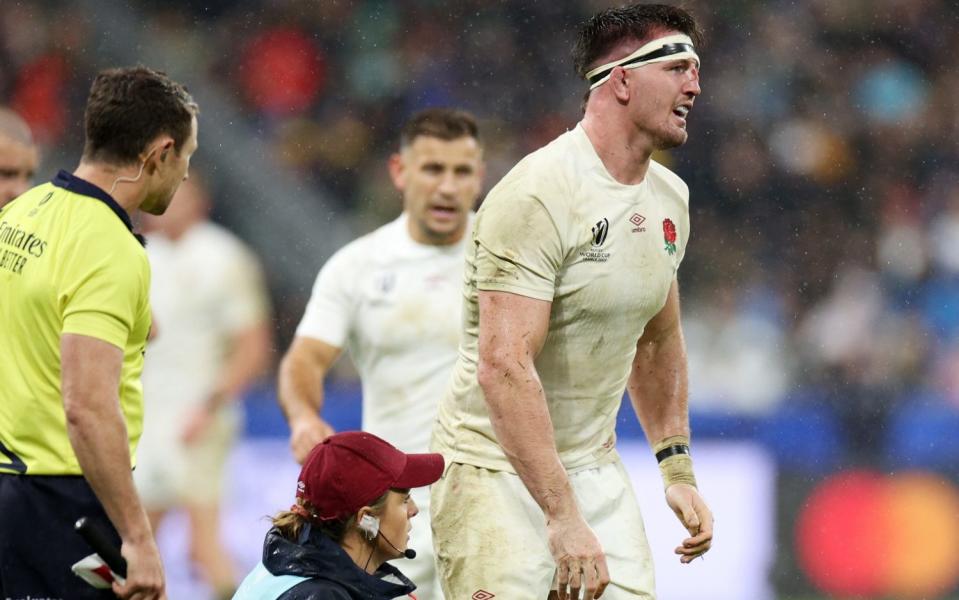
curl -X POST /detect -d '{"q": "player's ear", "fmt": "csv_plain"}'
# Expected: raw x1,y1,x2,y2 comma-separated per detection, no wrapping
387,152,406,192
610,66,631,103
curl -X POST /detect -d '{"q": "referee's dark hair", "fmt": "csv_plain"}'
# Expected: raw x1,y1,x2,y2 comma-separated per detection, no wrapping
572,4,704,81
399,108,479,149
82,66,198,166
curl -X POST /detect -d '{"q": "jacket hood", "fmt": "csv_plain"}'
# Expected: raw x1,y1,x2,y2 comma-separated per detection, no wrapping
262,525,416,599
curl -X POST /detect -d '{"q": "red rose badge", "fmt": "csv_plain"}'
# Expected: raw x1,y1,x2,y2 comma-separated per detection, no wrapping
663,218,677,255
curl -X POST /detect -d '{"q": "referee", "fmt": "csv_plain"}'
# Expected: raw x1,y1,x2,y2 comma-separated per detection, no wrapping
0,67,198,599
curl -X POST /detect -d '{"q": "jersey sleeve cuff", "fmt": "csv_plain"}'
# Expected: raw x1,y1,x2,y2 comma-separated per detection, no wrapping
61,314,128,350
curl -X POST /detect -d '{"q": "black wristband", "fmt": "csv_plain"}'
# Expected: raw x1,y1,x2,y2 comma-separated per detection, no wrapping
655,444,690,463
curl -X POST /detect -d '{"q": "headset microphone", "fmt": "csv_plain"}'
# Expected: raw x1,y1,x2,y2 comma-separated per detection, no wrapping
380,531,417,559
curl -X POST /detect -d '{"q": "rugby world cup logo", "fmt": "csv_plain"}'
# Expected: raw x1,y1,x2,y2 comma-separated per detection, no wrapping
592,218,609,247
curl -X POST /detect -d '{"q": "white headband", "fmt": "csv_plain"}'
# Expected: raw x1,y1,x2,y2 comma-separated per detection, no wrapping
585,34,700,90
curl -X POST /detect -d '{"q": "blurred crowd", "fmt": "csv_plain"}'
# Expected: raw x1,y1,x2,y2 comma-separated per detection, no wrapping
3,0,959,464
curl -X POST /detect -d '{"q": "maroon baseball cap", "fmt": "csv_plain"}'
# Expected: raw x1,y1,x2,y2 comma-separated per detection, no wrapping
296,431,445,521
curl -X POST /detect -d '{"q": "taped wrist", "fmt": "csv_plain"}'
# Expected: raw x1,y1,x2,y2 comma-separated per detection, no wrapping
653,435,697,489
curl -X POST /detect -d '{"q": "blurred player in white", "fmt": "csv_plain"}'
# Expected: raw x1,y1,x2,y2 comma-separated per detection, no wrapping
135,174,272,599
278,108,484,599
0,107,38,208
431,5,713,599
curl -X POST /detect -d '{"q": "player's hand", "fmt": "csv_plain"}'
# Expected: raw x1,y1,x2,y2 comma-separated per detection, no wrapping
112,535,166,600
180,405,214,445
289,416,335,464
546,512,610,600
665,482,713,563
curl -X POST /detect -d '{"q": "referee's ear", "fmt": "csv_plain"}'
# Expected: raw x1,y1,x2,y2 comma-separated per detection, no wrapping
388,152,406,192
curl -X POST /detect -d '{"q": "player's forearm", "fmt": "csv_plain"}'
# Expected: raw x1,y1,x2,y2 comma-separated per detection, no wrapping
627,322,690,445
479,358,580,520
210,322,272,407
277,350,327,424
65,395,151,542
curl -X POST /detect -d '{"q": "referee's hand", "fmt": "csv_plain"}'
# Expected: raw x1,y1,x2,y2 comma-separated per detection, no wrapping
113,535,166,600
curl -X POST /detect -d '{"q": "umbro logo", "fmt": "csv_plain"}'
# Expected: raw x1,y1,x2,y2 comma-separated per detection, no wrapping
630,213,646,232
472,591,495,600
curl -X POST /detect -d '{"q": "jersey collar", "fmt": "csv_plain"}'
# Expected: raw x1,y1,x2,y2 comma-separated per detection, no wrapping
52,170,146,247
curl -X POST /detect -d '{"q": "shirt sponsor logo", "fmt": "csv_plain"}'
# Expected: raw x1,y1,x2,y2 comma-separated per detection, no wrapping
472,591,495,599
630,213,646,232
0,219,48,275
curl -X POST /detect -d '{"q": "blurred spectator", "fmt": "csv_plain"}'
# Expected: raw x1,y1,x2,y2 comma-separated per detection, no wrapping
685,280,794,415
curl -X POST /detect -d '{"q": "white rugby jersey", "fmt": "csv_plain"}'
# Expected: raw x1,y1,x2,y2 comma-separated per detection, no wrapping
296,214,469,454
433,124,691,472
140,222,269,444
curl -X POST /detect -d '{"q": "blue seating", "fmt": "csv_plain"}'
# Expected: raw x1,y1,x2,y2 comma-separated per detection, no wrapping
884,392,959,470
753,398,844,473
242,379,363,438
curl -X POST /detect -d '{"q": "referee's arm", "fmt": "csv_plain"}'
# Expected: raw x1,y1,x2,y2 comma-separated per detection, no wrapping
61,333,166,599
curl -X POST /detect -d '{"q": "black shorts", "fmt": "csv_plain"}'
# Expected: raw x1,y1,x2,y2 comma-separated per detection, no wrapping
0,473,119,599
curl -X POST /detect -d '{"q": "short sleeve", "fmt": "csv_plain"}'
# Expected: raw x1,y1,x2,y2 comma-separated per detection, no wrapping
295,248,357,347
675,206,691,266
60,248,147,350
473,187,564,301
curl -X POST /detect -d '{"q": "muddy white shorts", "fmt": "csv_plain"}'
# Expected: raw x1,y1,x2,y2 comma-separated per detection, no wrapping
431,459,655,599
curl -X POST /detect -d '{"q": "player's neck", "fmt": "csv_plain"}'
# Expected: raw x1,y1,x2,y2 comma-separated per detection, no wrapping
406,217,465,247
73,161,147,217
581,111,652,185
157,220,196,242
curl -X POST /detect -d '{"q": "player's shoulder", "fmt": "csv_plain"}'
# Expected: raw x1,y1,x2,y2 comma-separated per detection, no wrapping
191,221,256,258
194,220,240,243
484,129,579,210
323,215,403,269
648,159,690,205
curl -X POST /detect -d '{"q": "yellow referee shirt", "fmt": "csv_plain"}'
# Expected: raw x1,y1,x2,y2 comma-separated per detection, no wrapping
0,171,151,475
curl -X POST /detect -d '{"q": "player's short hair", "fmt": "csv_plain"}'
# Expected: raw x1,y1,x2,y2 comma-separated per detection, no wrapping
572,4,704,80
82,66,198,166
399,108,480,149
